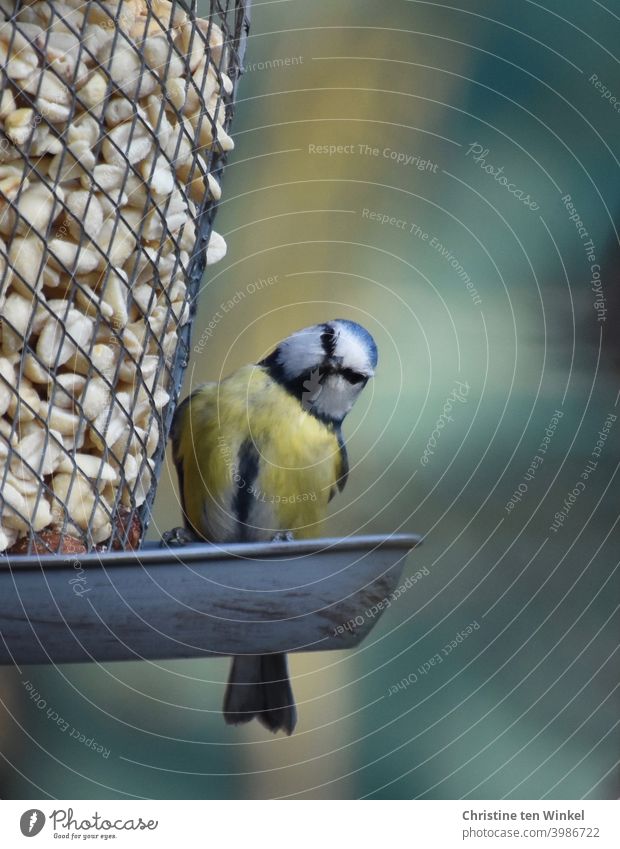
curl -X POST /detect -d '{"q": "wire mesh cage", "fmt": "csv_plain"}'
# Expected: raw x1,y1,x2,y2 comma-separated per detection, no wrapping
0,0,250,555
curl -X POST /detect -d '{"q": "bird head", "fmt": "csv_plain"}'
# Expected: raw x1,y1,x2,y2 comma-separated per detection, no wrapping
259,319,378,424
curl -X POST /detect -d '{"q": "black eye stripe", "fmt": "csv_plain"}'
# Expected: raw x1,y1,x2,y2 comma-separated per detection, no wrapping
341,368,366,385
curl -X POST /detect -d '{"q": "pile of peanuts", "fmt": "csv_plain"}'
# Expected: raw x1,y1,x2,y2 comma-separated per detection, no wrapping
0,0,234,552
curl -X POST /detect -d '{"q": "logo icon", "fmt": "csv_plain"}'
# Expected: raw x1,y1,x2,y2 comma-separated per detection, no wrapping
20,810,45,837
301,367,324,410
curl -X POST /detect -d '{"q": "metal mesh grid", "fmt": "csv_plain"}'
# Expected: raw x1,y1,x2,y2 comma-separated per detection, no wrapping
0,0,250,555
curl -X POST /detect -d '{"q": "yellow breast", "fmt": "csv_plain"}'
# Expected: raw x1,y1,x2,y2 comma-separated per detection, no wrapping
173,365,344,541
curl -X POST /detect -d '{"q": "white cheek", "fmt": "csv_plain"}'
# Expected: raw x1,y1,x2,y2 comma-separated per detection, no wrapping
313,375,359,420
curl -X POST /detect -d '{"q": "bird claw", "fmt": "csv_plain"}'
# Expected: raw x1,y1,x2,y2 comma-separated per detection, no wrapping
271,531,295,543
161,526,197,547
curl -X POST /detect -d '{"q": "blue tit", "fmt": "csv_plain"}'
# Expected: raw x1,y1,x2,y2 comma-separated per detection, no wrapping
170,319,378,734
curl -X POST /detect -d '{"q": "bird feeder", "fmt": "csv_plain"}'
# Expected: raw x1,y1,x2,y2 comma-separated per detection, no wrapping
0,535,421,664
0,0,250,555
0,0,422,667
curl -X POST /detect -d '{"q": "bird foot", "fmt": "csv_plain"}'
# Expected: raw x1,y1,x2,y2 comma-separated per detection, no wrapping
271,531,295,543
161,526,197,547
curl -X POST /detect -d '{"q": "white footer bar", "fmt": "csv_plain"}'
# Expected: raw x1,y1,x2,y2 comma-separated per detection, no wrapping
0,800,617,847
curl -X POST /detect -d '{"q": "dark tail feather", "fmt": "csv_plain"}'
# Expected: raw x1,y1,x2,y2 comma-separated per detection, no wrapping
259,654,298,734
223,653,297,735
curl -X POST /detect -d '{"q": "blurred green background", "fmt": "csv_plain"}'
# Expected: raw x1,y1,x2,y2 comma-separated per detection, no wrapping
1,0,619,799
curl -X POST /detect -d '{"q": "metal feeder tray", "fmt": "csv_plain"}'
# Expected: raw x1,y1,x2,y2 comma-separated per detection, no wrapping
0,533,421,665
